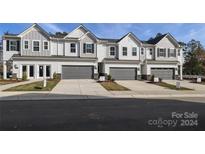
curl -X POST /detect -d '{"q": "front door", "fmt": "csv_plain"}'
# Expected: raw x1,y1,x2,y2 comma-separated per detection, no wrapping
39,65,43,77
29,65,34,78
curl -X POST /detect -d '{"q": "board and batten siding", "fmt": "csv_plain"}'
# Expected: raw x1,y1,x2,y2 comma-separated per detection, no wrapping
21,28,50,56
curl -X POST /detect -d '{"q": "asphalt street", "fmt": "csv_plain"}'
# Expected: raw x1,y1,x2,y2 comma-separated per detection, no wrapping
0,98,205,130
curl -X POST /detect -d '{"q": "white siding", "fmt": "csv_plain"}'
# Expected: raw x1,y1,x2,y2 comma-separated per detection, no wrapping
50,41,58,55
64,41,79,57
118,35,140,60
66,27,86,38
97,44,107,62
57,41,64,56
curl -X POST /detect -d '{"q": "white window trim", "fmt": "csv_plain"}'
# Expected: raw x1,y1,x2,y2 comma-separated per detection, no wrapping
70,42,77,53
23,39,29,50
122,47,127,56
159,48,166,57
9,40,17,51
32,40,41,52
85,43,93,53
109,46,116,56
43,41,49,51
169,48,176,57
132,47,137,56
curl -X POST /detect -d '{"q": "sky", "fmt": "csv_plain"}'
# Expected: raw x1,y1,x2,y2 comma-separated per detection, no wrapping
0,23,205,45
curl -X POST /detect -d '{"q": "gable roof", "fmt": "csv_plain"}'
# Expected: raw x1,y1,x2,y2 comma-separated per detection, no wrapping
146,33,180,47
64,24,98,41
146,33,167,44
117,32,142,45
18,23,50,39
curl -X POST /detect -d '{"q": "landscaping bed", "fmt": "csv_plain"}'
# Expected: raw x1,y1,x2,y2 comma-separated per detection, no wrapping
149,82,193,90
4,79,60,91
100,81,130,91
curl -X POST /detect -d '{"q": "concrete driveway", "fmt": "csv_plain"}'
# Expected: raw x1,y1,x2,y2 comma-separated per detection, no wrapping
116,80,180,95
51,79,111,97
164,80,205,92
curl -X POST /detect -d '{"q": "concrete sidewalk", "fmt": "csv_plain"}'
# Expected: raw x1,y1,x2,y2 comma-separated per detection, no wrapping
0,79,41,91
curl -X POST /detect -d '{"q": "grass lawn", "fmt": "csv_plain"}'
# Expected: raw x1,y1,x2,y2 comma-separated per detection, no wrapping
100,81,130,91
0,80,22,85
4,79,60,91
151,82,193,90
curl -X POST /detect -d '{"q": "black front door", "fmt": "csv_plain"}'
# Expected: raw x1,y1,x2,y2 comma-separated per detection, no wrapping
39,65,43,77
29,65,34,77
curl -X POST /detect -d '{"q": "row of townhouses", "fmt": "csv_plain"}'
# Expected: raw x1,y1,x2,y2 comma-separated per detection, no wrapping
1,23,183,80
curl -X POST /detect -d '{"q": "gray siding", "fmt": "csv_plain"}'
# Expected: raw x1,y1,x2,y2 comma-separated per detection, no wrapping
21,28,50,56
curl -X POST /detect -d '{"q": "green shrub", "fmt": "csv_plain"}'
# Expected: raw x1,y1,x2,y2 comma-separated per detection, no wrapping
22,72,27,81
53,72,58,80
107,75,112,81
159,78,163,83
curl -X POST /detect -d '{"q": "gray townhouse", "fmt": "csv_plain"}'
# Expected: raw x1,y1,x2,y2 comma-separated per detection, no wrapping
1,23,183,80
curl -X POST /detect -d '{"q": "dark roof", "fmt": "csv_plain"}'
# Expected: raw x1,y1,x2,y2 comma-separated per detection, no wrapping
98,37,119,43
146,34,167,45
49,32,68,38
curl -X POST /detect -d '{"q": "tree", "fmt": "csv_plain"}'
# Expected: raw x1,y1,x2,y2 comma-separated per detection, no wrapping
183,42,205,75
155,33,163,38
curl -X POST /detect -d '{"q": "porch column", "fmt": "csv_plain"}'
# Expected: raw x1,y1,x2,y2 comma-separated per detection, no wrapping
3,61,7,80
19,64,22,79
180,65,183,80
43,65,46,79
27,65,30,79
35,64,38,79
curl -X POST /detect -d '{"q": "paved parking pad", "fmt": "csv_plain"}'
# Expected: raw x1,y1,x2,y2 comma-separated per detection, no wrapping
51,79,111,97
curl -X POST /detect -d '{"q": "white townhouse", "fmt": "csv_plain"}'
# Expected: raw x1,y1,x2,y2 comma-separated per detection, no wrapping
1,23,183,80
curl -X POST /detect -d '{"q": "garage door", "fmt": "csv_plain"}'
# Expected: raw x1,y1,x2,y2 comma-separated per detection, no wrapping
62,66,94,79
151,68,174,80
110,68,137,80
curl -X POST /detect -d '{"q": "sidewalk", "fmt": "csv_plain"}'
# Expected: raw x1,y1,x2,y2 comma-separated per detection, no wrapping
0,79,41,91
1,91,205,100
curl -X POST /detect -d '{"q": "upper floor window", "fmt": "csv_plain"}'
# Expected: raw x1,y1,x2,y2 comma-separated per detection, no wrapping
141,48,144,55
10,40,17,51
6,40,20,51
158,48,166,57
178,49,180,56
132,47,137,56
110,46,115,56
70,43,76,53
24,40,29,50
122,47,127,56
149,48,152,55
168,49,176,57
83,43,94,53
43,41,49,50
33,41,40,52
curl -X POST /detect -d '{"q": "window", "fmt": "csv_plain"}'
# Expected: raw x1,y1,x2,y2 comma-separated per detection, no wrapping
149,48,152,55
141,48,144,55
83,43,94,53
43,41,49,50
132,47,137,56
10,40,17,51
24,40,29,50
110,47,115,56
178,49,180,56
70,43,76,53
122,47,127,56
169,49,176,57
158,48,166,57
33,41,40,51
